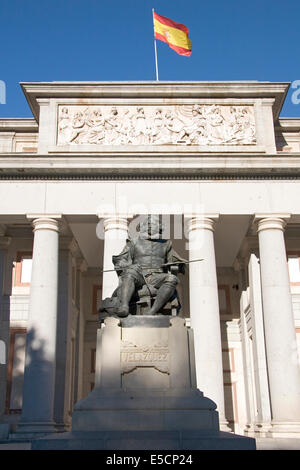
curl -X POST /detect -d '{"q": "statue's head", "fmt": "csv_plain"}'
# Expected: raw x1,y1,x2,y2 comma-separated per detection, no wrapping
137,215,163,239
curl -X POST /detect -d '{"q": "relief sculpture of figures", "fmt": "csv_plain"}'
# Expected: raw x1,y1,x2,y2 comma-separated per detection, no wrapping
99,215,187,319
57,104,256,146
226,106,256,144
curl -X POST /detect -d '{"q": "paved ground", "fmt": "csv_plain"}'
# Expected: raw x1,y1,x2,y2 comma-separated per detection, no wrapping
0,442,31,450
0,438,300,450
256,438,300,450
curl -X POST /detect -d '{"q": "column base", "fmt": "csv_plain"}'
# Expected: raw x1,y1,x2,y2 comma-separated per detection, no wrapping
245,422,272,438
254,422,272,437
55,421,71,433
219,420,233,433
12,421,58,439
267,421,300,438
244,424,255,437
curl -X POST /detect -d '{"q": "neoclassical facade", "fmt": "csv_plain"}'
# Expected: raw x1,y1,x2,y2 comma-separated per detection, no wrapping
0,81,300,447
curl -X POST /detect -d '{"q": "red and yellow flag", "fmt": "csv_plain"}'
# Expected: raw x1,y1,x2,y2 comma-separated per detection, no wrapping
153,12,192,57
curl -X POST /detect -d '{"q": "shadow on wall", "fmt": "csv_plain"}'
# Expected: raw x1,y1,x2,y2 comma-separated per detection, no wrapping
4,327,50,427
221,324,236,433
0,340,5,365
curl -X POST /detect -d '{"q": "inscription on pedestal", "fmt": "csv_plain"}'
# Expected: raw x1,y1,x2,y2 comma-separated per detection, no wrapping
120,339,169,374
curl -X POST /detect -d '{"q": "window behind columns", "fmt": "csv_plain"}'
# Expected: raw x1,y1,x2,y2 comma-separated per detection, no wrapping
287,252,300,367
5,328,27,414
287,252,300,286
14,252,32,287
5,251,33,415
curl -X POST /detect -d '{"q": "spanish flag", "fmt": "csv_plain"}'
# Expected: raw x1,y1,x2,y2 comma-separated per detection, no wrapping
153,12,192,57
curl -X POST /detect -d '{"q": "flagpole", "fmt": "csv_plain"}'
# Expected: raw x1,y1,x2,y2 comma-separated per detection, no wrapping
152,8,159,81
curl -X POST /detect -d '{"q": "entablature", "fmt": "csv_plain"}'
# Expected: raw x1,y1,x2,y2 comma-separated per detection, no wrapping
19,81,290,156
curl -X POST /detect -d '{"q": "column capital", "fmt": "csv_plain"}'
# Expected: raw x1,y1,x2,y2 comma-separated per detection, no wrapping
254,214,291,233
36,98,50,106
233,256,246,272
69,238,82,258
260,98,276,107
186,214,219,233
0,224,7,237
0,236,11,249
27,216,62,233
102,216,129,232
79,259,88,273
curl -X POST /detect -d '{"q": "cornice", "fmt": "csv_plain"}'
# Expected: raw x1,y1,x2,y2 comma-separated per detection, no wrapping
20,81,290,122
276,118,300,133
0,118,38,132
1,154,300,178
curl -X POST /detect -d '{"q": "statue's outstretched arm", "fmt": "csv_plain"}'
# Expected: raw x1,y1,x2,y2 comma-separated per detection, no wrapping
166,241,188,274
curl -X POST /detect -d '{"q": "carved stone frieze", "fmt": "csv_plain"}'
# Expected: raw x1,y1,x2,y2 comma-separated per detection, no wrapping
57,104,256,146
120,339,169,374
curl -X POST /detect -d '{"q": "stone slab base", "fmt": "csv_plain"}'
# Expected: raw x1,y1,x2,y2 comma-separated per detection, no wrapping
0,442,32,450
31,430,256,450
72,388,219,433
265,422,300,438
0,424,10,440
256,438,300,450
10,422,62,440
9,432,57,440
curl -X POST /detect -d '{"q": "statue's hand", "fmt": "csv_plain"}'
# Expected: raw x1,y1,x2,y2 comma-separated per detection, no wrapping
169,265,180,275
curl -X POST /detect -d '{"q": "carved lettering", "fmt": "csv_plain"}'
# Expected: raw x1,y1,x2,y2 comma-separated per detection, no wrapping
120,340,170,374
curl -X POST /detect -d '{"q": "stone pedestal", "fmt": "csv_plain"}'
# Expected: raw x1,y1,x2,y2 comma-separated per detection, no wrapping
72,316,218,433
33,316,255,449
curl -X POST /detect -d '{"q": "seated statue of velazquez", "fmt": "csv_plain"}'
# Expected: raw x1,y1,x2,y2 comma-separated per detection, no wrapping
99,215,187,318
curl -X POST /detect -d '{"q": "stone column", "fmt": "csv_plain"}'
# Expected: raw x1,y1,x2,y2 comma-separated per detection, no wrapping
17,216,61,435
233,256,248,293
101,216,129,300
53,237,74,431
76,259,88,402
187,215,229,431
0,234,11,418
248,253,271,435
256,214,300,436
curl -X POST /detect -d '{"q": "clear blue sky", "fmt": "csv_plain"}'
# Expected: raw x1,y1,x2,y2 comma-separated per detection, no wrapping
1,0,299,118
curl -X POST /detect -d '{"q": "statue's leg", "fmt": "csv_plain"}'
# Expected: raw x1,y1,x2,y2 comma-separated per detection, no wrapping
117,275,136,317
147,274,178,315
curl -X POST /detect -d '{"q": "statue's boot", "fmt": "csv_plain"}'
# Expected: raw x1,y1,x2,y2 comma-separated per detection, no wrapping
146,283,175,315
116,305,129,317
116,276,135,317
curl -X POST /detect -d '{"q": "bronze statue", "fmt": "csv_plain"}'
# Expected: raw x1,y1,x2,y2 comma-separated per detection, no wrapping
99,215,187,318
